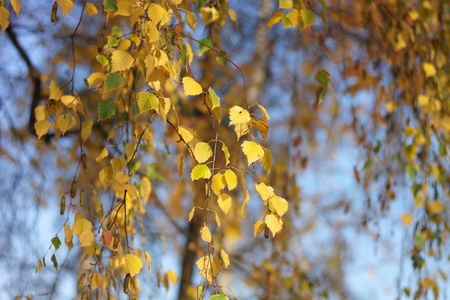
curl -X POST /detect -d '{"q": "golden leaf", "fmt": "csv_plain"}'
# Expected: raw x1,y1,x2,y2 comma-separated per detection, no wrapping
224,170,237,191
279,0,293,9
196,256,222,284
35,120,52,139
402,213,413,226
199,7,219,27
185,11,197,33
200,225,212,243
253,220,264,237
61,95,78,109
115,0,132,16
81,119,93,142
241,141,264,165
0,6,9,33
167,270,179,285
187,207,196,222
218,193,232,214
64,224,73,250
99,166,113,190
423,62,436,78
57,0,74,17
229,106,250,126
221,249,230,268
73,218,93,236
268,196,288,216
10,0,21,17
96,147,108,162
140,177,151,203
124,254,143,277
255,183,275,201
87,72,105,89
212,173,226,196
429,201,444,214
265,214,283,237
49,80,62,100
262,148,272,174
86,2,97,16
79,230,95,248
194,142,213,163
182,77,203,96
148,3,165,24
111,50,134,72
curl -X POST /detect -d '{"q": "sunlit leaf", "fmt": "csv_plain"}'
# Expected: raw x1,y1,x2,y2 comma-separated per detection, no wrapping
194,142,213,163
218,193,232,214
124,254,143,277
57,0,74,17
265,214,283,237
191,164,211,180
200,225,212,243
224,170,237,191
111,50,134,72
241,141,264,165
182,77,203,96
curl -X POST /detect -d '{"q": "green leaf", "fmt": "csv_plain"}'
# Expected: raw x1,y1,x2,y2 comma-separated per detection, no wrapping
209,295,229,300
362,158,372,170
208,87,220,109
191,164,211,180
301,9,316,28
314,70,330,104
98,101,117,121
107,35,119,47
406,165,418,180
51,236,62,251
199,37,212,57
96,54,108,67
105,73,123,91
216,50,228,66
51,254,58,270
281,14,293,28
137,92,158,113
103,0,118,11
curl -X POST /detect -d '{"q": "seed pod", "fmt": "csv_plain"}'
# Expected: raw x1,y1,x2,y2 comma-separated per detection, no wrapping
70,180,76,198
43,256,46,267
60,196,66,215
123,273,131,294
113,233,120,249
80,189,85,207
81,153,87,169
264,224,269,239
51,2,58,22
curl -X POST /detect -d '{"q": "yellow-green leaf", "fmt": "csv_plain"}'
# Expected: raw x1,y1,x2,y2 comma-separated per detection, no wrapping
81,119,93,142
279,0,293,9
191,164,211,180
241,141,264,165
194,142,213,163
124,254,143,277
73,218,93,236
185,11,197,33
182,77,203,96
222,143,230,166
111,50,134,72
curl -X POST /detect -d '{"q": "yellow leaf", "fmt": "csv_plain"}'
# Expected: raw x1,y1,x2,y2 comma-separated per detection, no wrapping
73,218,93,236
221,249,230,268
255,183,275,201
148,3,165,24
86,2,97,16
242,190,250,217
253,220,264,237
57,0,74,17
214,211,221,228
224,170,237,190
218,193,232,214
212,173,226,196
0,6,9,33
228,9,238,26
35,106,47,122
257,104,270,120
417,95,429,107
268,11,282,28
64,224,73,250
79,230,95,247
111,50,134,72
178,126,195,145
124,254,143,277
177,154,185,177
200,225,212,243
96,147,109,162
48,80,62,101
81,119,93,142
241,141,264,165
429,201,444,214
61,95,78,109
11,0,21,17
99,166,113,190
187,207,196,222
268,196,288,216
265,214,283,237
229,106,250,126
167,270,179,285
196,256,222,284
191,164,211,180
194,142,213,163
185,11,197,33
87,72,105,89
279,0,293,9
140,177,151,203
35,259,43,273
56,113,76,134
35,120,52,139
182,77,203,96
402,213,413,226
423,62,436,77
262,148,272,174
91,273,107,293
385,101,397,113
115,172,130,185
199,7,219,27
222,143,230,166
116,0,132,16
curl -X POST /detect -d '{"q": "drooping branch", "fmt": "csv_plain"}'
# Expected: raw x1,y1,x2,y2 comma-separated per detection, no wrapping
6,25,42,135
